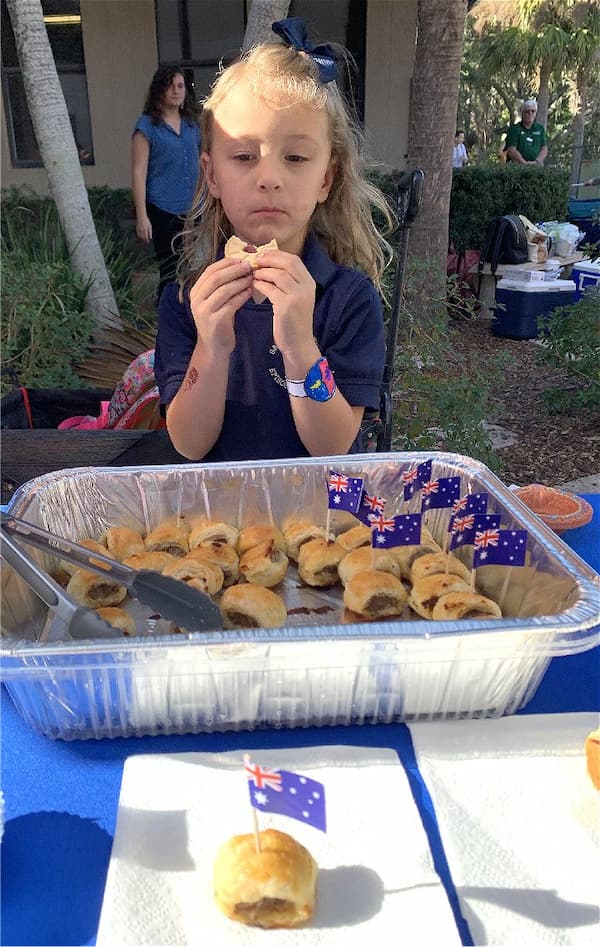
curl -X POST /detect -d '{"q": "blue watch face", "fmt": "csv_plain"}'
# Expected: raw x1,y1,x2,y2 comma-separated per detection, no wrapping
304,357,336,402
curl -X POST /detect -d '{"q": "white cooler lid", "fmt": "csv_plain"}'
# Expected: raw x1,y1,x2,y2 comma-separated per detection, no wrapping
496,278,576,293
572,260,600,274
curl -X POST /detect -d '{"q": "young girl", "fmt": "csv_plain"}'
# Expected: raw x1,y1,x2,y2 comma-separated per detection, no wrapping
155,18,393,462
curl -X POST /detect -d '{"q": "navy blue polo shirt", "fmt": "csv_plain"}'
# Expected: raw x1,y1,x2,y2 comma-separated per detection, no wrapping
133,114,201,215
155,234,385,461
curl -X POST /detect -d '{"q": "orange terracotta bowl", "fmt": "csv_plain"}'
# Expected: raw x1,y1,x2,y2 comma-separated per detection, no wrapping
513,484,594,534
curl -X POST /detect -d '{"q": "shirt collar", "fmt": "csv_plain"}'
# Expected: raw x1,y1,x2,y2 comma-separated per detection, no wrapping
301,232,338,289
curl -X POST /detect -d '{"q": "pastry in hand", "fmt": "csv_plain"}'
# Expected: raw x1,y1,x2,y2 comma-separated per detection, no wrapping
408,573,470,620
220,584,287,629
336,523,372,553
96,606,136,636
410,551,471,585
144,520,189,558
237,525,286,557
338,546,401,587
431,590,502,621
162,556,224,596
103,526,145,560
585,728,600,790
188,517,239,549
343,569,408,619
224,236,278,304
297,537,346,588
213,828,317,928
239,539,289,587
283,521,329,562
67,569,127,608
188,539,240,587
122,550,176,572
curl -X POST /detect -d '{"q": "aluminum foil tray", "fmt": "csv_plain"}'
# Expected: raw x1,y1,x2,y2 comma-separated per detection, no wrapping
1,453,598,740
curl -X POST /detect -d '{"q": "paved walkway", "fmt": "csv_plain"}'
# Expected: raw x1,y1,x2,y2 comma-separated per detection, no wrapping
556,473,600,494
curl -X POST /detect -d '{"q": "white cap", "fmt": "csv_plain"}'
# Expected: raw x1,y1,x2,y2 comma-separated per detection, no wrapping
522,99,537,111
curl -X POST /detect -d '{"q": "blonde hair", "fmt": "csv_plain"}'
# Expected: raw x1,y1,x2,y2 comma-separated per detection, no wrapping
180,42,394,294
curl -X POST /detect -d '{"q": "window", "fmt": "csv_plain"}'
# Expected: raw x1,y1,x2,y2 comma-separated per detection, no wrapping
154,0,365,119
1,0,94,167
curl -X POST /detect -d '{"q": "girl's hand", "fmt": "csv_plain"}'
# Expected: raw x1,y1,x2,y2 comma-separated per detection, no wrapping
136,214,152,243
189,259,253,354
253,251,316,358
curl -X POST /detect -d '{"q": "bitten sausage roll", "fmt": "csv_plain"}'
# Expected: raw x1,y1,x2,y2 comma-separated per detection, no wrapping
343,569,408,619
220,585,287,630
239,539,289,588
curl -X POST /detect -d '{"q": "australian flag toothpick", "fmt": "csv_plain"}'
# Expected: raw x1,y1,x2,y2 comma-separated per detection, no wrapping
245,757,327,832
402,459,432,502
421,476,461,510
449,513,501,550
355,488,387,525
449,492,489,525
328,469,363,515
371,512,423,548
473,528,528,568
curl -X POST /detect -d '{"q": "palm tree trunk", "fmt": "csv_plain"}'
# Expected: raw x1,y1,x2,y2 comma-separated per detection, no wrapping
536,60,552,127
407,0,469,286
570,68,587,186
243,0,291,50
6,0,121,340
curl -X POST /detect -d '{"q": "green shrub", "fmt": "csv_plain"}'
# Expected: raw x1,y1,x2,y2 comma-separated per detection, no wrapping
449,165,570,252
537,290,600,414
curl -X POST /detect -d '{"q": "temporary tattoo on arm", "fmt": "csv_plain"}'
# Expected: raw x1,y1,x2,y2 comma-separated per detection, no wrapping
183,366,199,392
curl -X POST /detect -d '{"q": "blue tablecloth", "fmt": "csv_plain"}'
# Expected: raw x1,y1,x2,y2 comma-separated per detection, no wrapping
2,497,599,947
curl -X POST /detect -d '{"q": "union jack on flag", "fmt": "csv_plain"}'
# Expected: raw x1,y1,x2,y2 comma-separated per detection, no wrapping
449,513,501,551
474,527,500,549
355,488,387,525
450,492,489,518
244,756,327,832
371,513,422,548
403,459,432,501
421,476,461,510
327,469,363,514
473,529,528,569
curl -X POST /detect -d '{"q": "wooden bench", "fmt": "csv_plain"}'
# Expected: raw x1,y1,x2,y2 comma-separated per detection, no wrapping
471,251,585,317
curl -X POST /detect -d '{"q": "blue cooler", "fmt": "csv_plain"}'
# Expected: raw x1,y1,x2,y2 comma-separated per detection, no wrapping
492,278,576,339
571,260,600,301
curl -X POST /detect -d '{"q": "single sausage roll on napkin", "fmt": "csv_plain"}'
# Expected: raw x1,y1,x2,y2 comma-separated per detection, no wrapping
224,235,278,303
213,828,317,928
220,585,287,629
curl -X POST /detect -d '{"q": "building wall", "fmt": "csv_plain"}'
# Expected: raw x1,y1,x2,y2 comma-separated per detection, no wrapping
1,0,415,193
1,0,157,193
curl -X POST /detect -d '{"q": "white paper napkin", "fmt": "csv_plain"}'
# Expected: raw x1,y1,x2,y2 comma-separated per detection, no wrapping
409,713,600,947
97,745,462,946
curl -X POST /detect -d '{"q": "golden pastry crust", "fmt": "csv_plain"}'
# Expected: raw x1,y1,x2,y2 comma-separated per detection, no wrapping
66,569,127,608
431,590,502,621
188,517,239,549
144,522,189,558
239,539,289,587
237,525,286,557
388,538,441,580
214,829,317,929
283,522,329,562
96,606,136,636
62,538,116,576
122,551,176,572
162,556,224,596
408,573,470,620
585,728,600,791
297,537,346,587
336,524,372,553
343,569,408,619
338,546,401,587
188,539,240,586
224,235,278,268
220,584,287,629
103,526,145,560
410,551,471,585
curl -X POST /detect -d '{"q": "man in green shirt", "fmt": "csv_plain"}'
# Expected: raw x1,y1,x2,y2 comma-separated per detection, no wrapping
506,99,548,166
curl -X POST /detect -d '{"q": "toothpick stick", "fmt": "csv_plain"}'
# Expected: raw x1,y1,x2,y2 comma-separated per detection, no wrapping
497,568,512,614
244,754,262,853
325,506,331,543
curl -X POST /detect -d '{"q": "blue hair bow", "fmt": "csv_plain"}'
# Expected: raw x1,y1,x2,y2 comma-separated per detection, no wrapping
272,17,338,84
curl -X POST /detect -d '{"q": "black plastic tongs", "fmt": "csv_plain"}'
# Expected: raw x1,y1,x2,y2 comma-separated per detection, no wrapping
0,512,223,637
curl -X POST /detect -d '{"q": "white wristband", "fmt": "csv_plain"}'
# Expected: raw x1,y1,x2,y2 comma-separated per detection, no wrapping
285,378,307,398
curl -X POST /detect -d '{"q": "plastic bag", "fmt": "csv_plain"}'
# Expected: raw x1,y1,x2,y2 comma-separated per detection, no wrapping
539,221,585,257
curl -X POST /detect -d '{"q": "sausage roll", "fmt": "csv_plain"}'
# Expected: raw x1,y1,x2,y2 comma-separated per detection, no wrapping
283,521,329,562
103,526,145,560
336,524,372,554
220,585,287,630
214,828,317,929
408,573,470,620
144,521,189,558
410,551,471,585
188,517,239,549
188,539,240,587
388,537,442,580
343,569,408,619
224,236,279,303
95,606,136,636
297,538,346,588
239,539,289,588
338,546,401,587
122,551,176,572
66,569,127,608
431,590,502,621
237,525,286,557
162,556,224,596
62,538,115,576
